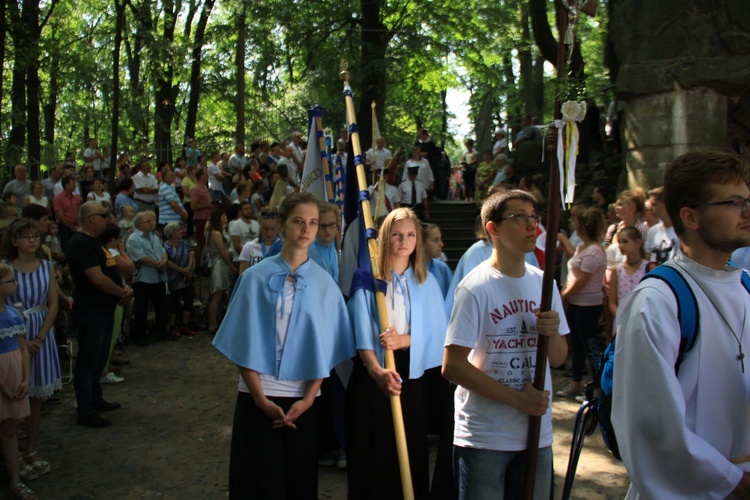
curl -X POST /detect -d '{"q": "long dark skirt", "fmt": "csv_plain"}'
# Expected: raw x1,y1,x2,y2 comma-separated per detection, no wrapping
229,391,320,499
346,351,430,500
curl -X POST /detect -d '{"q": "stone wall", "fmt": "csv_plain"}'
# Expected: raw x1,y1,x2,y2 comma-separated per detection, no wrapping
608,0,750,188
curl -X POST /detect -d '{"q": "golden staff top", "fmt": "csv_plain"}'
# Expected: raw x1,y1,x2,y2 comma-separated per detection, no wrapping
339,59,415,500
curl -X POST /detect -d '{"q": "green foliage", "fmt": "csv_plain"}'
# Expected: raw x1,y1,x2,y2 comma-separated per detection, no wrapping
0,0,613,168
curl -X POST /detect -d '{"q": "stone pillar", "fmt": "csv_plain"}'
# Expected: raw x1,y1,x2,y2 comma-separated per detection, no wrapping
622,88,727,189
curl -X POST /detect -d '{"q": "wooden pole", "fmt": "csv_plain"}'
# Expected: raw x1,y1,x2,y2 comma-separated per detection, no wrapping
340,63,415,500
523,1,567,498
371,101,377,186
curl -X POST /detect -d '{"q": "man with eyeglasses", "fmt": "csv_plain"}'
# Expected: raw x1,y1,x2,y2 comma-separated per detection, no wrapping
442,190,568,499
65,201,132,428
613,151,750,498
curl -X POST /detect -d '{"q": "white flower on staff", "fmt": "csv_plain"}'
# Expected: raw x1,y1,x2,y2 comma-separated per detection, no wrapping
561,100,587,122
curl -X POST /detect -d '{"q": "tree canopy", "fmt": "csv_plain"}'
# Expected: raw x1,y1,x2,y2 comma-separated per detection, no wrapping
0,0,612,176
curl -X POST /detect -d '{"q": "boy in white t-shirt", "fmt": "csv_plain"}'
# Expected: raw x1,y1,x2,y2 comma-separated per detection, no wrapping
443,189,569,499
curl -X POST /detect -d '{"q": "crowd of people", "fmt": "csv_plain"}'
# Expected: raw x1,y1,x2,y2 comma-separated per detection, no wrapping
0,123,747,500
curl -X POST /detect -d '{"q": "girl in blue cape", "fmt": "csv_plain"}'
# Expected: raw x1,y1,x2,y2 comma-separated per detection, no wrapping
346,208,449,500
422,223,452,298
213,192,354,499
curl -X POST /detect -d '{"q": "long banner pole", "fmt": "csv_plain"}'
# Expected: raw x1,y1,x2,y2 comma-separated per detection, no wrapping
340,63,415,500
523,1,568,498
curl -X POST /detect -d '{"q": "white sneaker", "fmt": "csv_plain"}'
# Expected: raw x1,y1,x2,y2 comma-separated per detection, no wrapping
100,372,124,384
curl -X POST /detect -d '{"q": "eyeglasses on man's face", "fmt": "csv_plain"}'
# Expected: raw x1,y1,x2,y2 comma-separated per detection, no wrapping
692,197,750,214
501,214,542,227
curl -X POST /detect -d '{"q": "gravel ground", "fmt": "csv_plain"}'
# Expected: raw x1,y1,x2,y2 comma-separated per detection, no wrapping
9,332,629,499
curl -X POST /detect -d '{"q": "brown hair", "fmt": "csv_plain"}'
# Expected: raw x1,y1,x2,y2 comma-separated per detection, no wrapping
616,225,645,259
576,207,605,242
377,208,427,284
617,188,646,219
278,192,320,223
481,189,537,228
0,218,46,260
647,186,664,204
665,151,750,236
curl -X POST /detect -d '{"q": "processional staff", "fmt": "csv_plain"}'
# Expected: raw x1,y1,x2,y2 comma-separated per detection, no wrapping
339,61,415,500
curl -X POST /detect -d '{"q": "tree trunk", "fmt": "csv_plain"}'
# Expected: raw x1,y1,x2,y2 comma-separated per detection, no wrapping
533,55,545,121
235,5,246,145
519,3,535,116
43,48,59,146
152,0,178,165
126,0,153,147
475,86,494,154
503,53,521,135
24,0,42,178
357,0,392,149
528,0,584,78
0,0,6,130
183,0,216,152
109,0,125,191
8,60,26,169
7,0,27,168
439,89,448,149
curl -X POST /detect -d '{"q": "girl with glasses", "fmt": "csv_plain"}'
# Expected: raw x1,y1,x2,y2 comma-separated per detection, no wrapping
0,219,60,485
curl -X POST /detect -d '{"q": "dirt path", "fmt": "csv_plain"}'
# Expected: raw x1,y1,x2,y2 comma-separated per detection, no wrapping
17,333,629,499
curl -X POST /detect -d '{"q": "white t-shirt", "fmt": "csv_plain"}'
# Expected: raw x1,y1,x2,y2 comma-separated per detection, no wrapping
402,158,434,187
238,238,275,268
445,262,569,451
228,153,247,175
207,163,224,192
87,191,112,205
492,138,508,157
132,172,158,204
84,147,102,171
646,222,679,265
228,218,260,260
365,147,393,169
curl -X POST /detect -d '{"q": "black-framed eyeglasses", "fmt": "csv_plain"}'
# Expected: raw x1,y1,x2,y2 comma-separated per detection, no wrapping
319,223,338,231
16,234,40,241
89,213,108,219
501,214,542,227
692,197,750,214
260,211,280,219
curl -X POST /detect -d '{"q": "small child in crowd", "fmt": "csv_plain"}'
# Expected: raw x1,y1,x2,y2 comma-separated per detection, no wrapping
0,263,35,499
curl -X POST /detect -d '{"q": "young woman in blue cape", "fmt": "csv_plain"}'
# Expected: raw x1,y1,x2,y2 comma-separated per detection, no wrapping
422,223,452,298
346,208,449,500
213,192,355,499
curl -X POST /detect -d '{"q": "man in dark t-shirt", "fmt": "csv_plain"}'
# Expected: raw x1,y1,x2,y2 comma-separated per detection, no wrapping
66,201,133,427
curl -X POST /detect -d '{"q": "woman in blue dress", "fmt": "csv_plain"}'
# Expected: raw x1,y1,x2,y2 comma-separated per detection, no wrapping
1,218,60,481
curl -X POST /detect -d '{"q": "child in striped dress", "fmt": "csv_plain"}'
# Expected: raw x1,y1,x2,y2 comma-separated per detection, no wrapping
3,219,60,484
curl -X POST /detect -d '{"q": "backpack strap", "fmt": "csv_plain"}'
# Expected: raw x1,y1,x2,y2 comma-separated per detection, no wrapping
641,265,698,374
732,264,750,294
